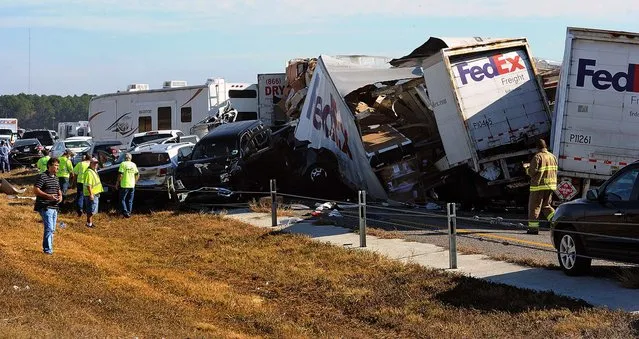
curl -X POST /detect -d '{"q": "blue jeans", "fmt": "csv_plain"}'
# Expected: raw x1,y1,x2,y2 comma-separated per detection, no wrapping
84,195,100,215
119,188,135,216
59,177,70,197
0,156,9,172
39,208,58,254
75,183,84,214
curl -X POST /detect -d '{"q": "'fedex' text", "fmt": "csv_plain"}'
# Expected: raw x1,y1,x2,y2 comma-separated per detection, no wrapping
456,53,525,85
305,76,353,159
576,58,639,93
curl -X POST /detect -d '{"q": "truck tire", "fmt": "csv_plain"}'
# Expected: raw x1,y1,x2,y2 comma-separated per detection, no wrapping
555,228,591,276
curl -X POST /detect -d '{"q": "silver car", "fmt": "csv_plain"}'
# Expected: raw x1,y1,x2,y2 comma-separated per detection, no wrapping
130,142,195,197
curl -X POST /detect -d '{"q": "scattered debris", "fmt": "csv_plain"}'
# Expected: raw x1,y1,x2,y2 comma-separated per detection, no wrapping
277,217,304,226
328,210,343,218
0,178,26,195
289,204,310,210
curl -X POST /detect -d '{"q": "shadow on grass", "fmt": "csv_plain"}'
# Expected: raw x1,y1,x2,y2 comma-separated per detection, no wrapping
435,275,593,313
2,170,39,187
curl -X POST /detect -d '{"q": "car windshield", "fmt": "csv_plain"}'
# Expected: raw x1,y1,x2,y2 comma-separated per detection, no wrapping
0,129,12,135
64,140,91,149
192,138,239,160
13,139,39,147
131,134,173,147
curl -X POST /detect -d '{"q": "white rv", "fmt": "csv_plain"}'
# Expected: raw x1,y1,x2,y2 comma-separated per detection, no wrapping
88,79,259,145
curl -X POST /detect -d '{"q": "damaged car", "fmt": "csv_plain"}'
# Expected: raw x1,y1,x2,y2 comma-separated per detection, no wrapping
174,120,282,201
174,119,349,202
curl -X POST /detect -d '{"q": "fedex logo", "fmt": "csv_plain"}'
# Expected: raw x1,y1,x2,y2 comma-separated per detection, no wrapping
576,58,639,93
456,53,525,85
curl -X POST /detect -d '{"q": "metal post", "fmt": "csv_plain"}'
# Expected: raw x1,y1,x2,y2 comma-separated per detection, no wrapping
447,203,457,269
270,179,277,227
358,190,367,247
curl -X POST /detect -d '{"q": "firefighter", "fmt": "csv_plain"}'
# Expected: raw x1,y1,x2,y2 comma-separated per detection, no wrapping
524,139,558,235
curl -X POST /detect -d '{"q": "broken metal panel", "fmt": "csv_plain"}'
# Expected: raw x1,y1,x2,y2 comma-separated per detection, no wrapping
322,55,423,97
390,36,508,67
295,56,388,200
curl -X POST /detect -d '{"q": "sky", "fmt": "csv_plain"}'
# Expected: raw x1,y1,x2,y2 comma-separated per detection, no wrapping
1,0,639,96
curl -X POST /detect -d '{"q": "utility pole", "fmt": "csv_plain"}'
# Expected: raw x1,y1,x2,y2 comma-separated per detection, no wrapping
28,28,31,94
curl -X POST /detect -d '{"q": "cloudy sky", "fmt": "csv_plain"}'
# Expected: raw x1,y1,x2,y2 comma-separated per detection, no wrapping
1,0,638,95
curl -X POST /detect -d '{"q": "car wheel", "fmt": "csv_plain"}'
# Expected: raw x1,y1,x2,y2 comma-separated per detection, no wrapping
308,165,328,184
556,230,591,276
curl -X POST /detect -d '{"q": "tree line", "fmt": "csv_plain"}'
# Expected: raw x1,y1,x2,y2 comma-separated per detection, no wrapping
0,94,95,130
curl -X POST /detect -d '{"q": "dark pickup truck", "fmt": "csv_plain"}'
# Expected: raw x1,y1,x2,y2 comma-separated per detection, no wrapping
174,120,348,202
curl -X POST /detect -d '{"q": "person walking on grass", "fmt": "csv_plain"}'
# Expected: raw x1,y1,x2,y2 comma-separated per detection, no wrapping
33,158,62,255
56,149,75,201
0,140,10,173
37,149,51,173
525,139,558,235
117,153,138,218
73,153,91,217
83,157,103,228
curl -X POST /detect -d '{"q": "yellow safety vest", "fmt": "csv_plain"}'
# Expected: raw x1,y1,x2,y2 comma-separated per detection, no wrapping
83,169,104,196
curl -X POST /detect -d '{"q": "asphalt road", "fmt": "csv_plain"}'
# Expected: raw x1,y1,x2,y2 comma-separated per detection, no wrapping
324,203,635,271
333,205,559,267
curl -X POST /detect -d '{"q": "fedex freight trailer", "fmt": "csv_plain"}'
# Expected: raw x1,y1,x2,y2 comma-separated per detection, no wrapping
551,27,639,201
421,38,552,199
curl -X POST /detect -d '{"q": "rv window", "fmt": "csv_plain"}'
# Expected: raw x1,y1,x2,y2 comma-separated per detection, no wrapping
229,89,257,99
181,107,192,123
158,106,172,130
138,117,152,132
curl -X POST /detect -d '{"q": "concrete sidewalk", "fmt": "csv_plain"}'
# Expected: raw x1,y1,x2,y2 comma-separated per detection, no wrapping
224,211,639,313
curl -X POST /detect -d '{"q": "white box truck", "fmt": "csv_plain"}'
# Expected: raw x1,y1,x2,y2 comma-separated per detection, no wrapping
57,121,91,140
89,79,259,146
0,118,18,143
551,27,639,201
418,38,552,201
257,73,286,127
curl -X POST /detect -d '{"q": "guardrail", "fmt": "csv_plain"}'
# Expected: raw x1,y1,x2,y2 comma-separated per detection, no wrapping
174,179,639,271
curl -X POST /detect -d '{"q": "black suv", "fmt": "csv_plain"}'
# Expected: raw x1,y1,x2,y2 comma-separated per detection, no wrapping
551,162,639,276
22,129,57,149
174,120,344,202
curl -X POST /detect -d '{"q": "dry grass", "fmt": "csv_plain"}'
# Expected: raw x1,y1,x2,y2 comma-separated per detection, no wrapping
364,227,405,240
248,197,295,217
0,174,638,337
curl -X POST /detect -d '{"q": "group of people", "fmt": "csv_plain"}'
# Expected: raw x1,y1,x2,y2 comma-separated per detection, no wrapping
33,149,139,255
30,138,556,255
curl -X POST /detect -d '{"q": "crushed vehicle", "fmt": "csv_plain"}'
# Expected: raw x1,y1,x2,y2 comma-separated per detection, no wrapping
174,119,349,202
9,138,44,168
174,120,281,201
287,37,552,207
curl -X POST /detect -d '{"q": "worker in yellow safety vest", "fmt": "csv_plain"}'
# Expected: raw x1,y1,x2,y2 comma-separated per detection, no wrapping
524,139,558,235
36,149,51,173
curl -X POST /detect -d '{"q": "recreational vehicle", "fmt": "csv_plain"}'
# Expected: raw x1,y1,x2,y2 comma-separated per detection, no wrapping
88,78,259,146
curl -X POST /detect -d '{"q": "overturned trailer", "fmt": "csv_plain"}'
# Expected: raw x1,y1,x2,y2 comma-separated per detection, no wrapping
294,37,552,207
